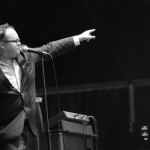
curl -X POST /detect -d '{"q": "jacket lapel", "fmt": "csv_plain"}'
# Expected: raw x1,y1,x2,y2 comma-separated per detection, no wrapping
15,51,30,71
15,51,30,90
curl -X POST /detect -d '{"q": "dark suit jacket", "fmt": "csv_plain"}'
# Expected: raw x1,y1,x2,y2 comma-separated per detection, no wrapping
0,37,75,142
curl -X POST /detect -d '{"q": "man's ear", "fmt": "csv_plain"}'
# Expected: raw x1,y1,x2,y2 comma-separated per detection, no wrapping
0,41,5,50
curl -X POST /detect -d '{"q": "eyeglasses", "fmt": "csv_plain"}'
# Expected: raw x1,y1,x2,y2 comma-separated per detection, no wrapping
1,39,21,44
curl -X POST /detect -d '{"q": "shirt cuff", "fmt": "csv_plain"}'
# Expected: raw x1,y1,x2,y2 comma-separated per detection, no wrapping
73,36,80,46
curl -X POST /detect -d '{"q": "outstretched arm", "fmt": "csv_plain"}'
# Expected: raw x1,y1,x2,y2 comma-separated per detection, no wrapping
23,29,96,63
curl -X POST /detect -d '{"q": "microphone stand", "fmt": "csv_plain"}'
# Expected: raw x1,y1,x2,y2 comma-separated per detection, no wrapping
40,54,51,150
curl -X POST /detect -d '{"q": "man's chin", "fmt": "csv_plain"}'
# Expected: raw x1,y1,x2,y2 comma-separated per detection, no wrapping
13,52,20,59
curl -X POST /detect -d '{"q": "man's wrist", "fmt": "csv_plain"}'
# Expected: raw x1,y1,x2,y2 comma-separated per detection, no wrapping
73,36,80,46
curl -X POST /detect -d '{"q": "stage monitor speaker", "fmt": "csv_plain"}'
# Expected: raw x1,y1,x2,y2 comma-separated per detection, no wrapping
40,132,94,150
40,111,98,150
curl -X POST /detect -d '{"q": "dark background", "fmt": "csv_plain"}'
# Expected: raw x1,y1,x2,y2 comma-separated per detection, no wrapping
1,0,150,149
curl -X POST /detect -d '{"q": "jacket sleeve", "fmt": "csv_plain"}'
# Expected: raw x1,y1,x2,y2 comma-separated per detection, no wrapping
29,37,76,64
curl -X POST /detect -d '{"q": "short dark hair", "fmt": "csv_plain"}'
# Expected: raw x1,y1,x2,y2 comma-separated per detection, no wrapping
0,23,14,41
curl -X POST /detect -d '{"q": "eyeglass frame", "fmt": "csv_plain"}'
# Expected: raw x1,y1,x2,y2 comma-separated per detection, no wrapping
1,39,21,44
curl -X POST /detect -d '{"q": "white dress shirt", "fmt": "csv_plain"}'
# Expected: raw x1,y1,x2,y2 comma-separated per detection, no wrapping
0,59,22,92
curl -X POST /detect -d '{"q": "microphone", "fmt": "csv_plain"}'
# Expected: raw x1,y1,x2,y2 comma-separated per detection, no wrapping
21,45,50,56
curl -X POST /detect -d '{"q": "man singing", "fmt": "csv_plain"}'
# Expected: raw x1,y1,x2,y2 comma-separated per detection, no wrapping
0,23,95,150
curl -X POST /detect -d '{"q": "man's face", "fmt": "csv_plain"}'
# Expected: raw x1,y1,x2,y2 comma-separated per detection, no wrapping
2,28,21,59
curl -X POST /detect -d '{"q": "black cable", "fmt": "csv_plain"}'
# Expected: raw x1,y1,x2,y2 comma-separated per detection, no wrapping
40,56,52,150
89,116,98,150
49,54,66,150
81,115,88,150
